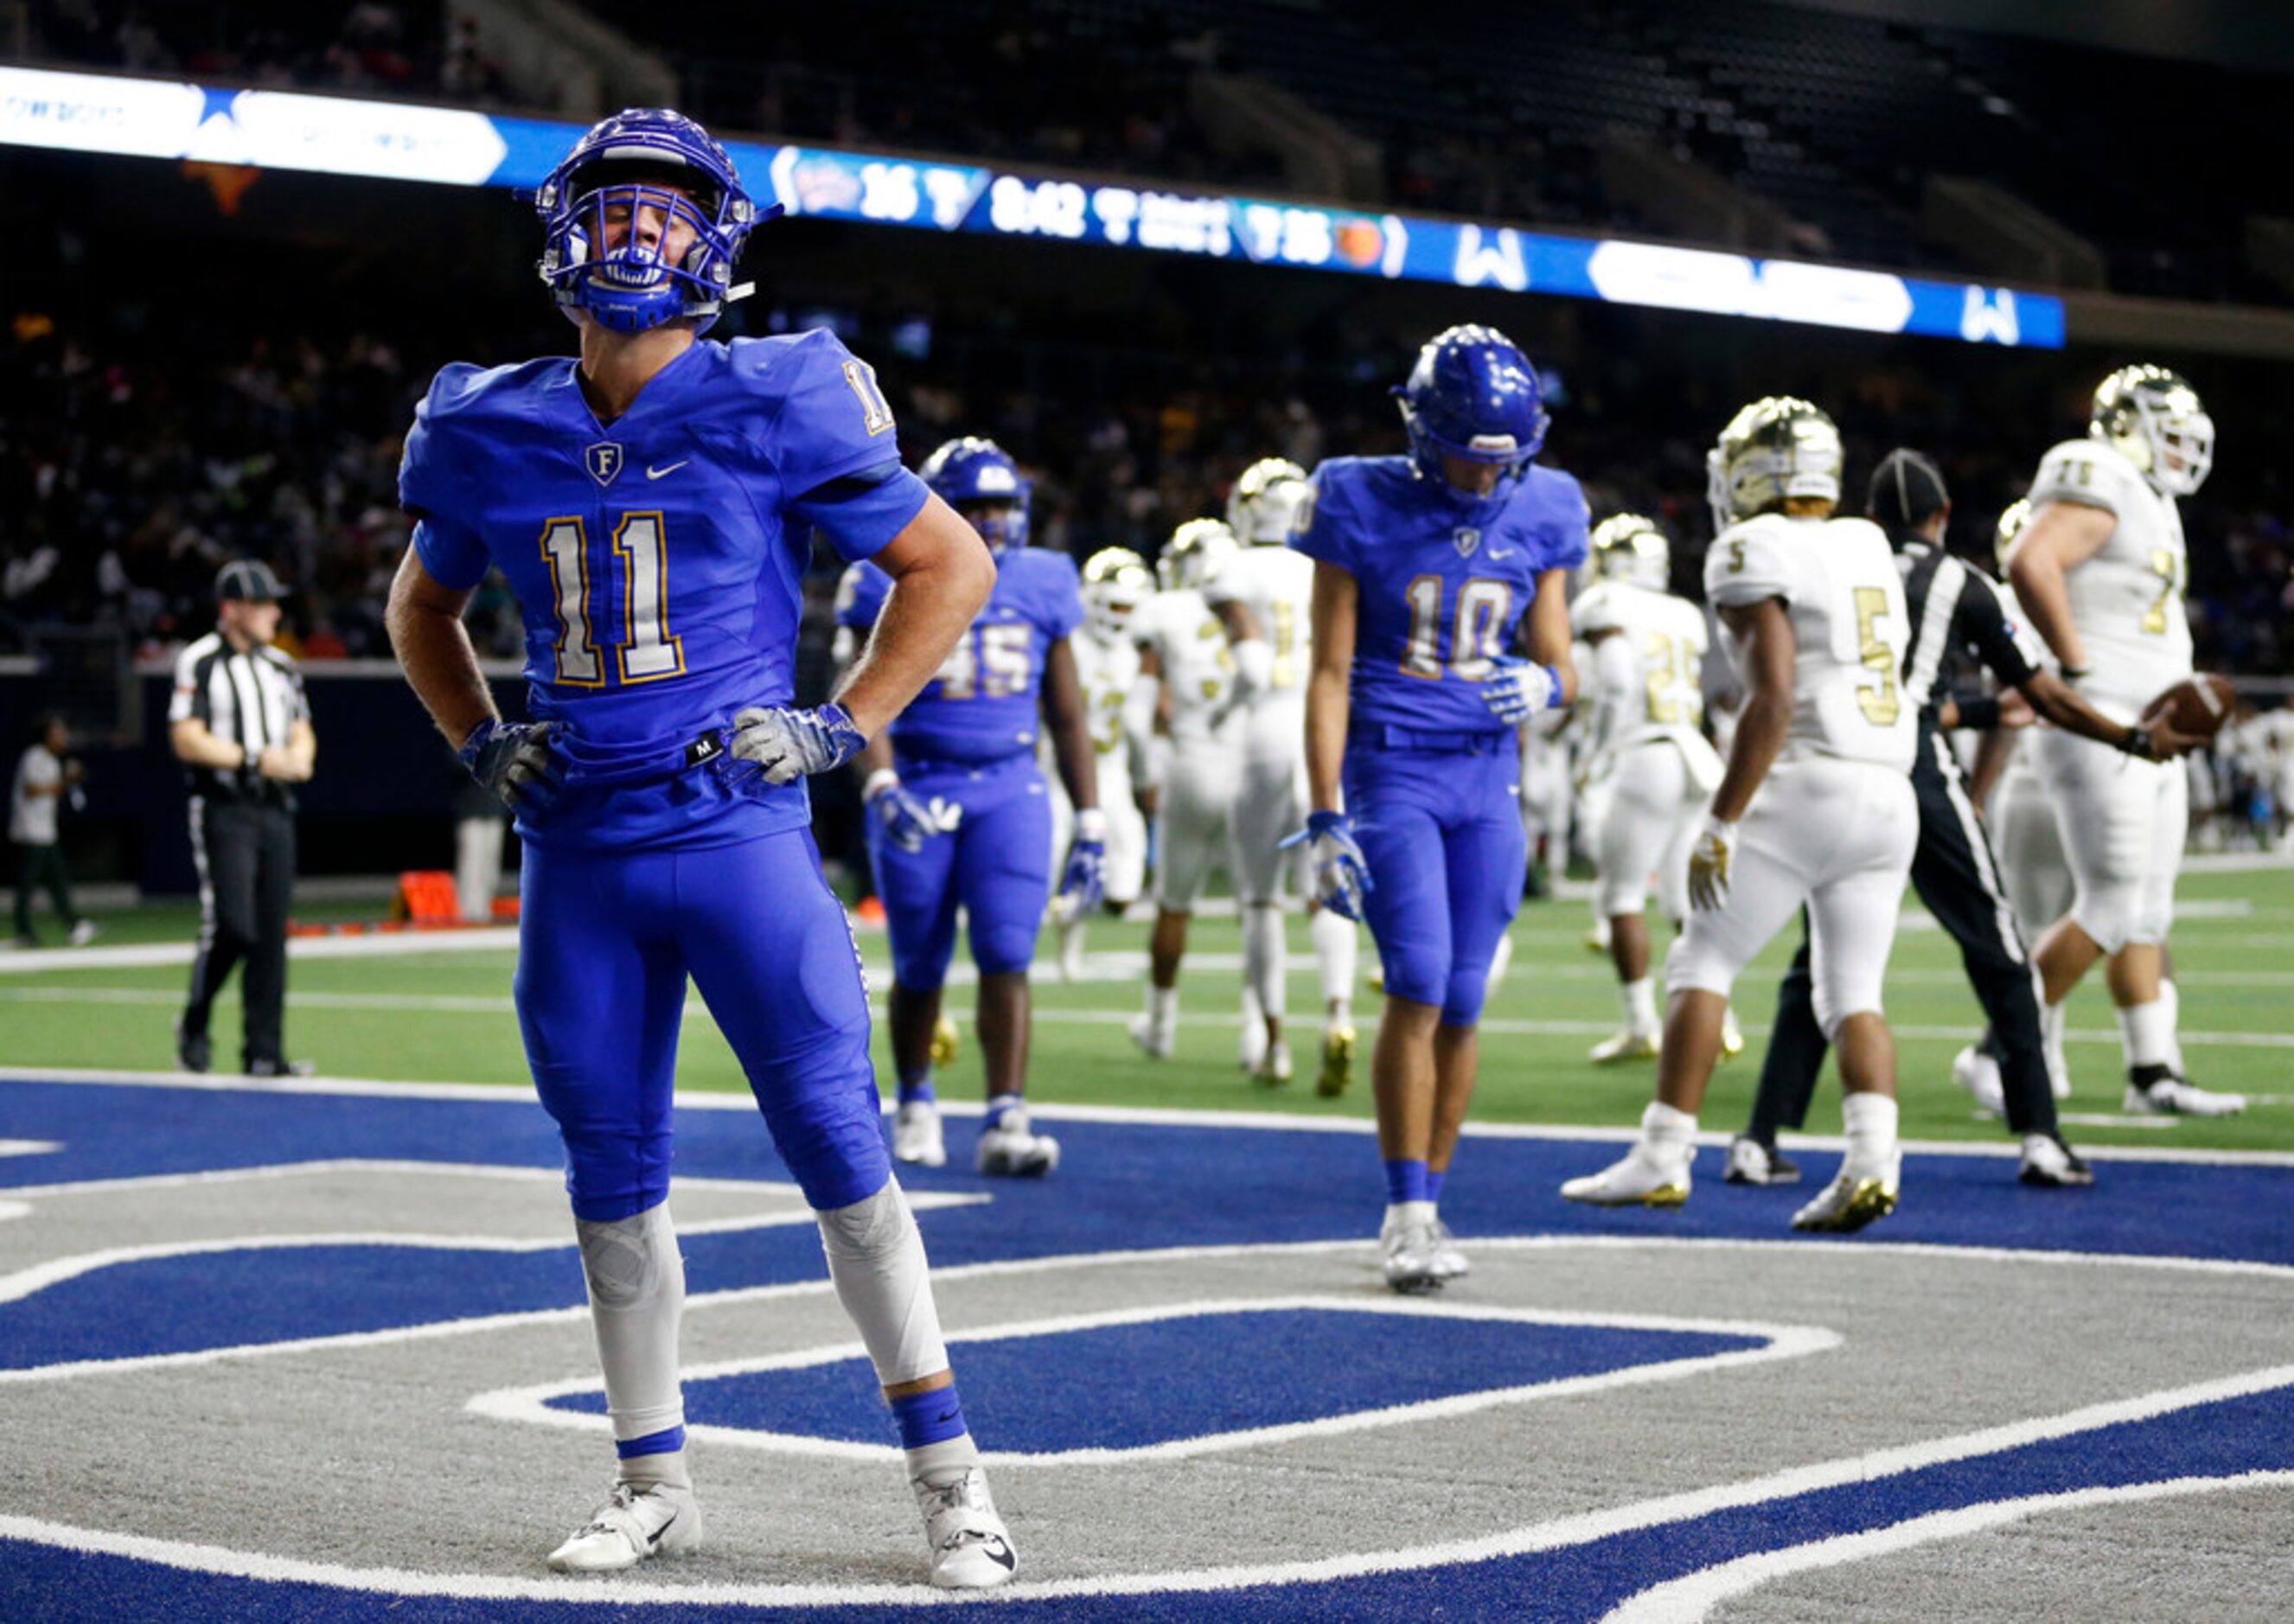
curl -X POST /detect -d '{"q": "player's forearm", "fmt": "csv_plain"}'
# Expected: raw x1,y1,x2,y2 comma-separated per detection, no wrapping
1042,644,1098,811
1305,664,1349,811
834,553,993,739
2021,669,2136,748
385,587,497,748
285,719,317,777
1707,687,1788,825
1524,572,1578,706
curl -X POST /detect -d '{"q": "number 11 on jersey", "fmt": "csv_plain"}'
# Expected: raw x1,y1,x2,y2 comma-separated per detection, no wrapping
540,514,686,688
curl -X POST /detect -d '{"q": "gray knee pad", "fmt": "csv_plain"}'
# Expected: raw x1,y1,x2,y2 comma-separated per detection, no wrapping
578,1204,675,1311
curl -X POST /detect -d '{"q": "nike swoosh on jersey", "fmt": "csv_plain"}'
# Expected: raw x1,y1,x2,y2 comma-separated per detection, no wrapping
1488,547,1518,559
647,461,691,480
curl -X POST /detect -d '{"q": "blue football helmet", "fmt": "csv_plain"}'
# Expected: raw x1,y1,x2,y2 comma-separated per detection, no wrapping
1393,323,1549,496
921,437,1032,552
535,108,783,336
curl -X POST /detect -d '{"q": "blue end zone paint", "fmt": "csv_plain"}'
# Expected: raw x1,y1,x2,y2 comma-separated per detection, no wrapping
544,1309,1765,1451
4,1078,2294,1371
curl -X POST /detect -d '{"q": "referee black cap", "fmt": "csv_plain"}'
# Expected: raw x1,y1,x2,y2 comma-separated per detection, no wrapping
1867,448,1950,537
215,558,285,603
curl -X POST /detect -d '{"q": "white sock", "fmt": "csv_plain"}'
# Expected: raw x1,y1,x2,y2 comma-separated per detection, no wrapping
1840,1091,1900,1180
2159,978,2185,1073
816,1180,949,1388
906,1429,981,1488
1312,907,1358,1011
2042,1000,2071,1097
1147,984,1178,1025
1620,976,1658,1033
1243,905,1287,1020
1384,1199,1437,1231
1639,1100,1696,1167
2117,997,2175,1071
576,1202,686,1456
617,1448,691,1492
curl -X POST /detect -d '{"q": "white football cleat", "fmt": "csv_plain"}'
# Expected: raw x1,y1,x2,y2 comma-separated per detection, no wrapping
1128,1011,1175,1060
891,1100,947,1167
2124,1077,2246,1117
1588,1028,1659,1065
1952,1045,2006,1118
1561,1148,1691,1208
1382,1219,1444,1294
68,919,101,947
546,1480,701,1573
913,1467,1017,1589
1790,1165,1901,1233
1251,1040,1293,1088
1426,1216,1470,1281
977,1103,1060,1178
1723,1135,1800,1186
1237,1019,1268,1072
2018,1132,2094,1188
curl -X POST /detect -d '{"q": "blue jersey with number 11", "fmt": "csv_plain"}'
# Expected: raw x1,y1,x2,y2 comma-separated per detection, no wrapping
399,329,926,851
1292,455,1589,736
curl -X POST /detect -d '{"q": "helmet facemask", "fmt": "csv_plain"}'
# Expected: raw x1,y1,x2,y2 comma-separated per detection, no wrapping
2092,367,2214,496
1708,398,1843,530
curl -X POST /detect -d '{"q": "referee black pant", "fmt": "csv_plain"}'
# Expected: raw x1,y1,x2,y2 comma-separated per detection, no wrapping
182,796,296,1069
1745,728,2058,1141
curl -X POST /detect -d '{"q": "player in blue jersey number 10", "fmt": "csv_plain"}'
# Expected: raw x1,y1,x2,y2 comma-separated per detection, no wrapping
834,437,1103,1177
1290,325,1589,1293
386,109,1019,1589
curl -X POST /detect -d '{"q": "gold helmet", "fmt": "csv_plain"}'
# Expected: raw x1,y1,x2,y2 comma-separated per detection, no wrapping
1156,518,1238,593
1707,396,1843,530
1081,547,1152,639
2091,364,2213,496
1993,498,2032,576
1589,513,1670,591
1225,457,1313,545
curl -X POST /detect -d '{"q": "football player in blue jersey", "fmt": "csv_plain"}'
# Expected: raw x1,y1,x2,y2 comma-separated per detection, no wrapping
1292,324,1588,1293
384,109,1018,1589
834,438,1102,1176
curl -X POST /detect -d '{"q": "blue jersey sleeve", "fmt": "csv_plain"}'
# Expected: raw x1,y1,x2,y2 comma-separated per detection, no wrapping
412,515,491,592
1034,551,1085,640
1292,464,1361,572
1530,470,1592,573
399,365,496,591
834,561,891,630
790,461,930,565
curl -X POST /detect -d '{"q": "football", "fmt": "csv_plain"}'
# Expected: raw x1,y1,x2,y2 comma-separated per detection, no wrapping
2140,673,2238,740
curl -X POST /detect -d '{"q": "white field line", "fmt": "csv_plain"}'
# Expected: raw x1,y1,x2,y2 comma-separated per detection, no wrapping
1,1273,2290,1607
468,1295,1838,1468
5,1065,2293,1167
1601,1471,2294,1624
10,980,2294,1059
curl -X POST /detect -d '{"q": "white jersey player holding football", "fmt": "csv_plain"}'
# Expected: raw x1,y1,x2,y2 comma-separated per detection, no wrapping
1052,547,1153,977
1129,519,1245,1059
1569,514,1742,1065
1205,457,1362,1091
2006,366,2241,1116
1563,398,1919,1232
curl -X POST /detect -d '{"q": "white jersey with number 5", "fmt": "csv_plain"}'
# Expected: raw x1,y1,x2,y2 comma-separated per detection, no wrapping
2025,438,2191,714
1703,513,1914,771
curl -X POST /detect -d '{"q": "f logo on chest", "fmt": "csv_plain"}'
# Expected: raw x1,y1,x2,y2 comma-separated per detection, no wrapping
585,443,624,489
1453,527,1481,558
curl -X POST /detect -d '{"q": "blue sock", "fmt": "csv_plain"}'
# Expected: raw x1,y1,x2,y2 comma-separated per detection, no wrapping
1426,1168,1447,1205
1383,1158,1429,1205
898,1070,936,1108
889,1384,970,1450
616,1424,685,1460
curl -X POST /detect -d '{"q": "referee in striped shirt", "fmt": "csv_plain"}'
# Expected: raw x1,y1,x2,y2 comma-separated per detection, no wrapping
1725,451,2195,1190
169,559,316,1076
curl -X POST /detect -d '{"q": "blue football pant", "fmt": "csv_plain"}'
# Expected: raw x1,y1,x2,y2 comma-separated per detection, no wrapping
516,829,889,1221
868,760,1053,991
1346,741,1527,1026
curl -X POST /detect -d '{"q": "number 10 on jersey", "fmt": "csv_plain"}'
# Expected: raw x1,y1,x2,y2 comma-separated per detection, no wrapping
541,514,686,687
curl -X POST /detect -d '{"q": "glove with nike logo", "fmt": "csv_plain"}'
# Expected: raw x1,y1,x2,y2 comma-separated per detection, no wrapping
1482,656,1561,725
459,718,564,814
1055,808,1109,924
866,770,943,854
731,702,867,784
1281,810,1372,922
